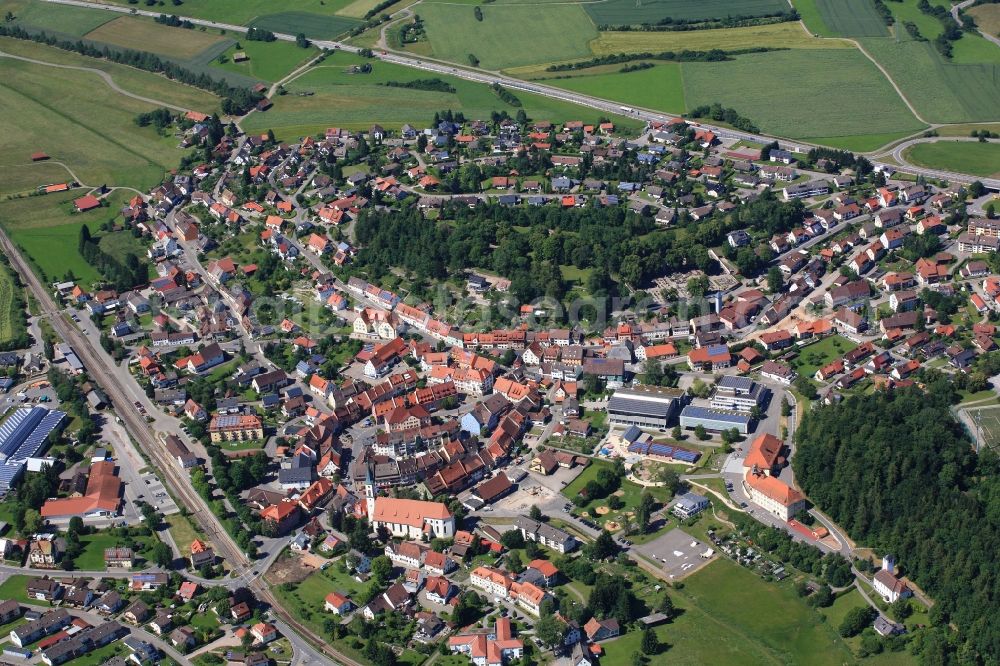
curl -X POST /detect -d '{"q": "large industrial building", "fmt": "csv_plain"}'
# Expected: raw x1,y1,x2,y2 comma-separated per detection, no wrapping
0,407,67,492
678,405,754,434
607,386,686,430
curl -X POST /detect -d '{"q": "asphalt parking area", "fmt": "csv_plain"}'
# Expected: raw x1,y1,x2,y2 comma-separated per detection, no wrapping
642,528,714,579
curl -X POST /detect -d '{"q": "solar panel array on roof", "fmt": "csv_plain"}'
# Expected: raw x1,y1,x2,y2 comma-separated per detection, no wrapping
10,410,66,462
0,407,65,492
680,406,751,425
627,441,700,463
717,375,754,391
608,396,674,419
0,463,25,491
0,408,42,460
214,415,242,428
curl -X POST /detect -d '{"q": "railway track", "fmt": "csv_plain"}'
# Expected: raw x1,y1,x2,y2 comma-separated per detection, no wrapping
0,229,365,666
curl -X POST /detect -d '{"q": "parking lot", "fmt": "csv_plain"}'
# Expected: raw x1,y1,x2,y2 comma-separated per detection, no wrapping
138,471,179,515
640,528,714,580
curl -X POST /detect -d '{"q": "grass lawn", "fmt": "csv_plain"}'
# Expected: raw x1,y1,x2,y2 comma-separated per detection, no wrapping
682,49,926,143
790,334,857,378
74,531,158,570
0,191,140,285
561,459,611,499
5,0,115,36
272,566,367,635
0,40,205,190
0,575,38,606
545,63,686,115
603,557,858,665
903,141,1000,178
588,21,851,57
821,588,919,664
83,15,229,59
62,641,130,666
583,0,788,26
419,2,596,70
166,513,206,555
214,40,318,83
243,51,639,137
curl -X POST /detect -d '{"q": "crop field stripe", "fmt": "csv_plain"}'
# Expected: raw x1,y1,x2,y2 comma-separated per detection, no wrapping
82,16,229,59
859,37,1000,123
813,0,887,37
249,12,363,40
681,49,925,140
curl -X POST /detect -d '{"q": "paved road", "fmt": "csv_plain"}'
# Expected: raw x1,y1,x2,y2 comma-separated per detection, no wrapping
0,229,365,666
34,0,1000,190
954,0,1000,48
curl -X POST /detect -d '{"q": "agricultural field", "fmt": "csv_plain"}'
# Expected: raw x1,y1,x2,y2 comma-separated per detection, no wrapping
582,0,790,27
809,0,888,38
1,0,114,36
0,46,206,191
859,37,1000,123
588,21,852,55
91,0,358,26
213,40,318,82
0,37,221,114
418,2,597,70
242,51,639,137
882,0,1000,64
83,16,229,59
903,141,1000,178
791,0,836,37
0,190,133,285
681,49,926,145
545,63,686,115
969,3,1000,38
248,12,362,41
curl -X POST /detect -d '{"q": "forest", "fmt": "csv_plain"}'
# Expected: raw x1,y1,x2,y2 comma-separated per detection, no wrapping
350,192,803,306
793,383,999,663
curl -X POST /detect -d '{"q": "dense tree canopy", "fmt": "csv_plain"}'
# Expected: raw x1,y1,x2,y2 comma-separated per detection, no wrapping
793,385,1000,663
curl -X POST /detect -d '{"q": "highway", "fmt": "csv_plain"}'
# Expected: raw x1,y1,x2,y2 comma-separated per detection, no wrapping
36,0,1000,191
0,227,362,666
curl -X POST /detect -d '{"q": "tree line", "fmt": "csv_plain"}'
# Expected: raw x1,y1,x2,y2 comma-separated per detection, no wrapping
793,383,1000,664
688,103,759,133
381,78,456,93
0,25,264,115
598,9,799,31
78,224,148,291
545,47,782,72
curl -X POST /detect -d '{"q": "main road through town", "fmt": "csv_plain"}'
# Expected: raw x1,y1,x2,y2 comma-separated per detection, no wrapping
0,227,361,666
36,0,1000,192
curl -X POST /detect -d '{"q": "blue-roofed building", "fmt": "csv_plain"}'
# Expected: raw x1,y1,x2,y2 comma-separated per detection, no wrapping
678,405,753,434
